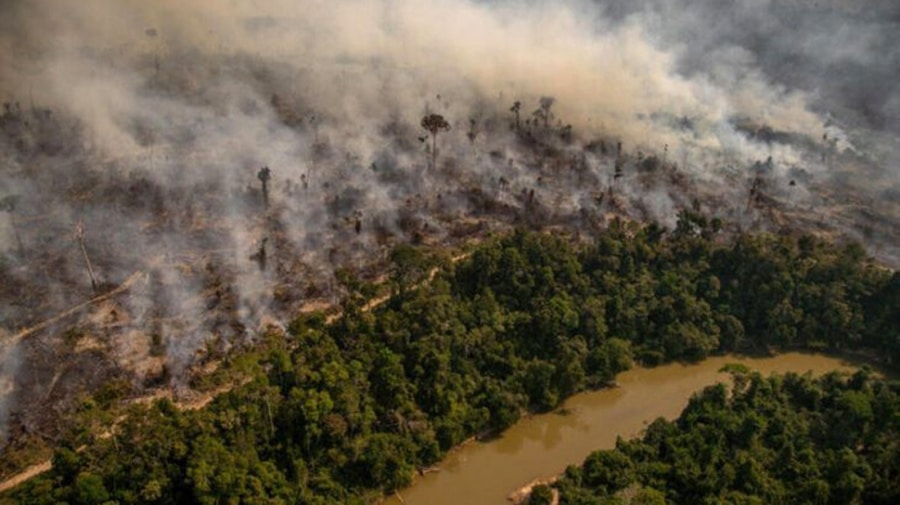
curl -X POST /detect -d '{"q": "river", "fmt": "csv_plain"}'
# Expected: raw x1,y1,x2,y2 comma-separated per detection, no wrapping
385,353,859,505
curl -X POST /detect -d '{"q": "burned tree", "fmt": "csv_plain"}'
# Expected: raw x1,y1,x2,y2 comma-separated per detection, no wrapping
747,176,765,211
420,113,451,169
354,210,363,235
250,237,268,272
467,118,479,144
145,27,161,79
0,194,24,256
533,96,555,129
510,101,522,132
746,157,774,211
308,114,319,145
74,221,99,293
257,166,271,209
612,140,625,180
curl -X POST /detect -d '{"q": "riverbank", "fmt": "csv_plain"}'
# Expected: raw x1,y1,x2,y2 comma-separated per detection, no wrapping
383,353,862,505
507,476,559,505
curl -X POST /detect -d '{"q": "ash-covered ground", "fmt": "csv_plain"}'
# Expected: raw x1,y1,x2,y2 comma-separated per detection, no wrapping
0,0,897,451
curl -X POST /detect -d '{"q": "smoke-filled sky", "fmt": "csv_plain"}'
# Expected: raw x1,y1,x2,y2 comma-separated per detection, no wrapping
2,0,893,145
2,0,898,173
0,0,898,445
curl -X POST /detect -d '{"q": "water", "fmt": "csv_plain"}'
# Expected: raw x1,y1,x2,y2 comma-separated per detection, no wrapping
385,353,858,505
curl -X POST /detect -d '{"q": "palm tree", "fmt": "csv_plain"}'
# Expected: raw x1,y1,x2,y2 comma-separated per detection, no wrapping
420,114,451,169
257,166,271,209
510,101,521,132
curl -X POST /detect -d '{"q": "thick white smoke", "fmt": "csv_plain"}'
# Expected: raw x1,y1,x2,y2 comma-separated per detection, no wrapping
0,0,897,447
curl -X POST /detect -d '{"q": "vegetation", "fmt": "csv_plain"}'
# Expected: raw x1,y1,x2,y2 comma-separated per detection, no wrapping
2,219,897,504
553,368,900,504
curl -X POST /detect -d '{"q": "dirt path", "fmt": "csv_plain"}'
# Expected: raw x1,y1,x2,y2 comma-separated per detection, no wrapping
7,269,146,346
0,252,473,495
0,460,52,494
0,374,249,493
0,269,151,492
325,252,471,325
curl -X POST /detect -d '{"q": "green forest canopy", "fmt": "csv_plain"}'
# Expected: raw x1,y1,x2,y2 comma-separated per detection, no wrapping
3,216,898,504
552,368,899,505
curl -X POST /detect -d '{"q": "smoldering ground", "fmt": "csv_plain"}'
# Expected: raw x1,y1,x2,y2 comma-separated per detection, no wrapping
0,0,897,447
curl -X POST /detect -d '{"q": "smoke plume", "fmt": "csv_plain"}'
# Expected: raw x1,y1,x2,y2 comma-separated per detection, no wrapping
0,0,897,446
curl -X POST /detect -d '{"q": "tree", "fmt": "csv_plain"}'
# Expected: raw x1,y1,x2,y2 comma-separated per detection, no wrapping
582,450,634,494
74,221,99,293
249,237,268,272
529,484,554,504
354,433,416,492
510,101,522,132
633,487,668,505
0,194,24,256
421,113,451,169
523,360,559,411
390,243,429,296
257,166,271,209
534,96,555,129
467,118,479,144
74,473,109,505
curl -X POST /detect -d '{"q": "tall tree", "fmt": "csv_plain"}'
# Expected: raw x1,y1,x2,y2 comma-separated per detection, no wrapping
0,194,24,256
421,114,451,169
510,101,522,132
74,220,99,293
534,96,555,129
257,166,271,210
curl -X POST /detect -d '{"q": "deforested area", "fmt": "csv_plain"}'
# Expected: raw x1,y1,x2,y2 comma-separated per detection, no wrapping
0,0,898,502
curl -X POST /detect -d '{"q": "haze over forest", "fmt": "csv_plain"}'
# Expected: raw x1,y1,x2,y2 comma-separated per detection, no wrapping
1,0,898,449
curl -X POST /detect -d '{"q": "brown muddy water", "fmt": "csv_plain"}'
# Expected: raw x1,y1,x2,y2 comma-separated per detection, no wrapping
385,353,859,505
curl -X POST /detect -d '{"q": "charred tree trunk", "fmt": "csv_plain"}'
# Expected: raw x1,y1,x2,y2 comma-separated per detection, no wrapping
75,222,99,293
431,134,438,170
250,237,268,272
421,114,450,171
0,196,24,257
11,212,24,257
257,166,271,210
510,101,521,132
10,214,25,259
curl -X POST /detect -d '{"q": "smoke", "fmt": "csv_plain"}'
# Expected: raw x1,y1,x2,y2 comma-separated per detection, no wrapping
616,0,900,131
1,0,838,148
0,0,897,442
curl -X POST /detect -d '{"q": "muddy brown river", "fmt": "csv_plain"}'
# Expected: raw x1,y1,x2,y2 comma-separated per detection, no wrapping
385,353,858,505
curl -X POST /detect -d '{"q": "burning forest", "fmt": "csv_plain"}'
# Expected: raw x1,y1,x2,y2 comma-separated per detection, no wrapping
0,0,898,464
